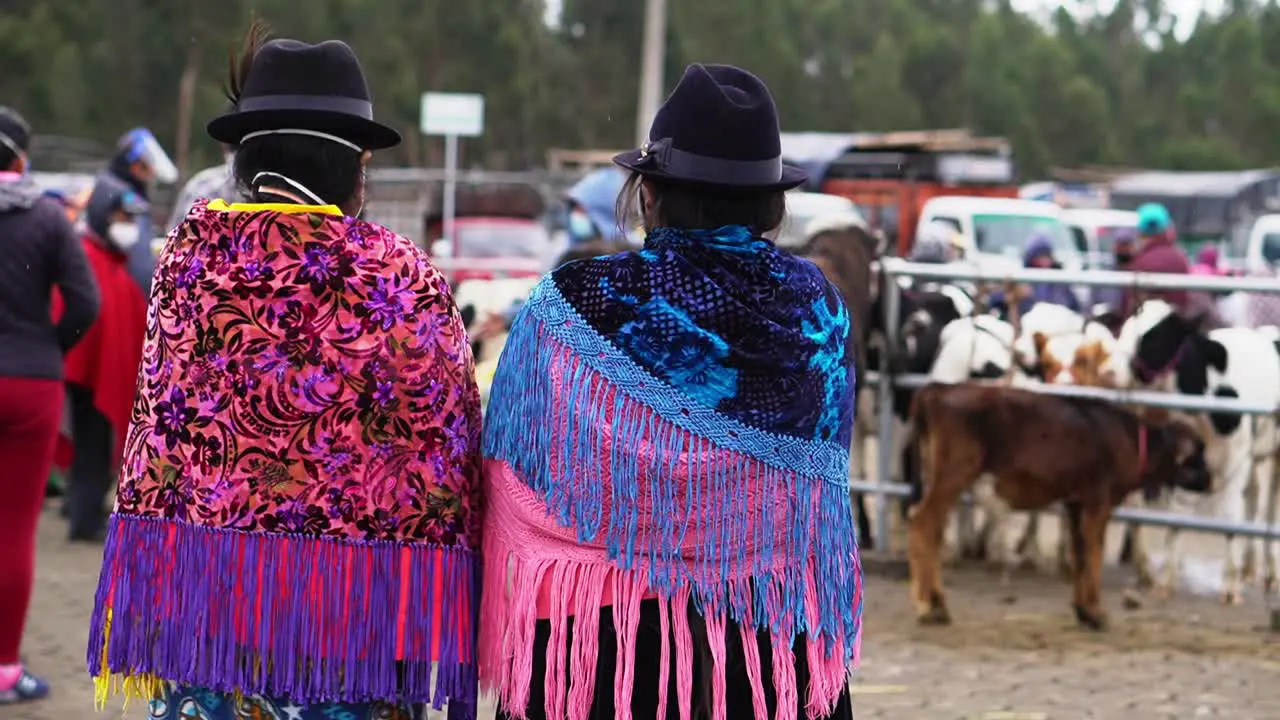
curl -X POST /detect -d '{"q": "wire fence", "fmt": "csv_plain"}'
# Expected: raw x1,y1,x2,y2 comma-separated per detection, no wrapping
870,258,1280,552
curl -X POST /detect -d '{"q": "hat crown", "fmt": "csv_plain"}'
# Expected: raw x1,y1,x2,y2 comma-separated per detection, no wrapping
238,39,372,103
0,106,31,153
207,37,401,150
647,64,782,163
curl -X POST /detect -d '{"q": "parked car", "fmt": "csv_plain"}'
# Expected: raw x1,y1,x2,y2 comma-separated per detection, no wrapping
775,191,867,249
426,215,553,285
1239,213,1280,274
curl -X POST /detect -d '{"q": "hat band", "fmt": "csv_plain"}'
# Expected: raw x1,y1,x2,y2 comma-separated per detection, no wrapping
241,129,363,153
0,131,23,159
235,94,374,120
639,137,782,185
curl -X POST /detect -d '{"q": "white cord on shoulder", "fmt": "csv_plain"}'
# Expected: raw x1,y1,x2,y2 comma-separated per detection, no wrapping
251,171,327,206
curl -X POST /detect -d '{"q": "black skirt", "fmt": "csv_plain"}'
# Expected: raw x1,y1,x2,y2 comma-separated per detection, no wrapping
496,597,854,720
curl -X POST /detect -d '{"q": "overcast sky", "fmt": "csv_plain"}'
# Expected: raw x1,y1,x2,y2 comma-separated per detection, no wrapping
545,0,1225,41
1012,0,1225,39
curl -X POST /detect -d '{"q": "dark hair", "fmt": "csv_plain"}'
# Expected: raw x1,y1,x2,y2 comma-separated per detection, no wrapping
222,17,361,208
0,107,31,170
615,172,787,236
232,135,362,207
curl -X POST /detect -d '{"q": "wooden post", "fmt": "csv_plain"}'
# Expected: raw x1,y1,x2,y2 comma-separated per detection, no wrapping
173,36,200,178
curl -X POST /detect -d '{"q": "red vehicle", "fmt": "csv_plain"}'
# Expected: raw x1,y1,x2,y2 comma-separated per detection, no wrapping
424,215,551,285
421,184,553,285
814,130,1019,256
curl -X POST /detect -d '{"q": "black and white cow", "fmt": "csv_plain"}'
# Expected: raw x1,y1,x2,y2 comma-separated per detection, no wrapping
1117,300,1280,602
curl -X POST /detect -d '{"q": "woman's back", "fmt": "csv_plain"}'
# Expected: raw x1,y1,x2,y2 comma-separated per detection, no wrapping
481,63,860,720
88,26,483,718
0,184,99,379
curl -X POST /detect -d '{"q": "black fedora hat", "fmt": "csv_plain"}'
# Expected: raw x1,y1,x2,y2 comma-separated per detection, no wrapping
614,64,806,191
207,38,401,151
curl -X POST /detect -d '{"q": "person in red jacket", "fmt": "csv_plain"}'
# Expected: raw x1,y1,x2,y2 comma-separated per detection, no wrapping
54,175,149,542
1121,202,1192,317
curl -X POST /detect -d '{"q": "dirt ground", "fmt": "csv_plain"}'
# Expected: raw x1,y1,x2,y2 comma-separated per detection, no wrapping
16,505,1280,720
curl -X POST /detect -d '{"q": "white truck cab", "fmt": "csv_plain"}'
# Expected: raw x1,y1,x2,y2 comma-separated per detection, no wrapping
1243,213,1280,274
915,195,1085,305
916,196,1080,269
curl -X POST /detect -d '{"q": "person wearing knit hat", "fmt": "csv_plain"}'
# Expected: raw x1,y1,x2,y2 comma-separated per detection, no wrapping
85,21,483,720
482,63,860,720
1121,202,1191,317
0,106,101,706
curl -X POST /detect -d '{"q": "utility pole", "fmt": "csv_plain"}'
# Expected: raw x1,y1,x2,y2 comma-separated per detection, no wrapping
635,0,668,146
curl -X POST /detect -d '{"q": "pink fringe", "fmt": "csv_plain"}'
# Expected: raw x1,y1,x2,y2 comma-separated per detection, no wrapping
656,597,672,719
741,623,770,720
672,587,694,720
480,462,852,720
705,614,728,720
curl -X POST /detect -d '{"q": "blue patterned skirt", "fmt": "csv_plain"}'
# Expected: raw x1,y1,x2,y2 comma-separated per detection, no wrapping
149,684,422,720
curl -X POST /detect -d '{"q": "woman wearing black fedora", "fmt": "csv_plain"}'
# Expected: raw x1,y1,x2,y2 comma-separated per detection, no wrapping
85,22,484,720
480,64,861,720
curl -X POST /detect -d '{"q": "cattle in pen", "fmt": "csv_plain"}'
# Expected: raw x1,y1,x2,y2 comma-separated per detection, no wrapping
906,383,1210,630
1117,300,1280,602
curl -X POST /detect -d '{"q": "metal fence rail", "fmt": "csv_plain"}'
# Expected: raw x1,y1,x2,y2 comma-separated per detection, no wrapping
869,258,1280,553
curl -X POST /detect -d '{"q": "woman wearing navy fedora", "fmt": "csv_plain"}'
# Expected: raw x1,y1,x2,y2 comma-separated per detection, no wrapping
481,64,860,720
85,22,483,720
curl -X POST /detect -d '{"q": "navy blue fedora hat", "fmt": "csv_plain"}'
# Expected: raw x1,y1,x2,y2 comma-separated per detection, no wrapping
614,64,806,191
207,38,401,151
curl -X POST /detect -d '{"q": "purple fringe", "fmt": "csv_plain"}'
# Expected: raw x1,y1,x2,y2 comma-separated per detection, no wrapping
87,513,479,716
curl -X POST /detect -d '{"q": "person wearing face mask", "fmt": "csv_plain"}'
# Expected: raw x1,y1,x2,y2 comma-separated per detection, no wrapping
0,106,100,706
564,166,629,248
87,22,482,720
54,174,150,543
167,141,239,232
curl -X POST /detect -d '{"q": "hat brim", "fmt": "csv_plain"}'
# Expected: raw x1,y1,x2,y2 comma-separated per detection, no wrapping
208,108,401,151
612,149,808,191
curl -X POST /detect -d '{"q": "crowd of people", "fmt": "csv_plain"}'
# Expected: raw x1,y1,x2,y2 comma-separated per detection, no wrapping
0,22,861,720
911,200,1280,335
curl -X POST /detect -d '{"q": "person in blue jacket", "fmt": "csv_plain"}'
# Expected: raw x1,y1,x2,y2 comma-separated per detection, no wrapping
990,232,1081,317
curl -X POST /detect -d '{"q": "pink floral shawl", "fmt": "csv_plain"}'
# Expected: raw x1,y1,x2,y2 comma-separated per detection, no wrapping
87,201,483,715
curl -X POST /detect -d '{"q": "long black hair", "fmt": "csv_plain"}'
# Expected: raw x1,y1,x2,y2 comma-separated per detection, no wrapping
615,172,787,236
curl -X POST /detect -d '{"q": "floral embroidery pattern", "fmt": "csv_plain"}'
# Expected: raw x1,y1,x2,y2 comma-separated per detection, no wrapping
116,204,482,548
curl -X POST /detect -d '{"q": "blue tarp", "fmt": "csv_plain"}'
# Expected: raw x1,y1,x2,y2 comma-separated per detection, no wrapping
779,132,871,190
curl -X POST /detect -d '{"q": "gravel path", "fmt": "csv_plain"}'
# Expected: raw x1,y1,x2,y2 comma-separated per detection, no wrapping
17,505,1280,720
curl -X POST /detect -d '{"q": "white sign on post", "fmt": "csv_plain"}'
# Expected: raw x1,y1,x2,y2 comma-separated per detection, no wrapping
421,93,485,270
421,92,485,138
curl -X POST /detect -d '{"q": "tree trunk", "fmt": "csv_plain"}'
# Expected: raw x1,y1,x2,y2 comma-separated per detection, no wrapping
174,37,201,178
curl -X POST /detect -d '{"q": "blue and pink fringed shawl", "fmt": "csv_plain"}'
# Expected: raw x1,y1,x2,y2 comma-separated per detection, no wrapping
480,225,862,720
86,201,484,716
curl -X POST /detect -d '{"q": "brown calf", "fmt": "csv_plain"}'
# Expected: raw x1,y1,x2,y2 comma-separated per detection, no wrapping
907,383,1209,630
